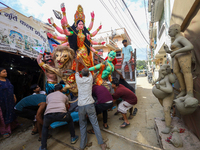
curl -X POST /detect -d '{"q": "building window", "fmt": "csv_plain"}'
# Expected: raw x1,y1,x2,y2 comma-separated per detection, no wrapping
116,51,121,57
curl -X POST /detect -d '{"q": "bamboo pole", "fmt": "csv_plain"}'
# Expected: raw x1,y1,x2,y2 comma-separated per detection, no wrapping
101,128,163,150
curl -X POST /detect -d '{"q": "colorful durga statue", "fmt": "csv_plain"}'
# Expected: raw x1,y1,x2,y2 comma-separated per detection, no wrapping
47,3,105,72
89,51,116,90
37,51,57,94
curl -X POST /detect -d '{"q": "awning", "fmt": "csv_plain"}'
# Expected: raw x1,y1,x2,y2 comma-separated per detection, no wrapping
151,0,164,22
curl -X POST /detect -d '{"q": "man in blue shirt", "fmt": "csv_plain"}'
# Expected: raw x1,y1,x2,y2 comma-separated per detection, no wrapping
121,39,133,81
14,94,46,141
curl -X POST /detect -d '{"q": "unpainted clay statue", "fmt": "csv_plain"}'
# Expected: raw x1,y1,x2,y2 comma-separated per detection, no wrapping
170,126,183,148
164,24,199,115
174,97,198,115
152,64,175,134
164,24,193,99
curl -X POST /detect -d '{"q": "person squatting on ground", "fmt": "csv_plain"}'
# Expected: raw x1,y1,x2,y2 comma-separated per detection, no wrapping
0,67,18,138
121,39,133,81
113,69,138,118
31,84,46,95
111,78,137,128
75,58,107,150
14,94,46,141
39,84,78,150
87,85,113,134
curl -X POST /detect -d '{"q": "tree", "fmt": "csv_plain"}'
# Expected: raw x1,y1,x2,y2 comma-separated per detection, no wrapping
136,60,147,70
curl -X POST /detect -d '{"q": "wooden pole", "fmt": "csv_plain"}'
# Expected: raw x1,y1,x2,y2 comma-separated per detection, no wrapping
101,128,163,150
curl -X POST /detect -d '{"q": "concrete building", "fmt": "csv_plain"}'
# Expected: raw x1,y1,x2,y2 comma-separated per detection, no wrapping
92,28,131,59
149,0,200,140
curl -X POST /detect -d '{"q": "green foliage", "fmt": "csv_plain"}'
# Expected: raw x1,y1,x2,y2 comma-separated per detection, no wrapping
136,60,147,69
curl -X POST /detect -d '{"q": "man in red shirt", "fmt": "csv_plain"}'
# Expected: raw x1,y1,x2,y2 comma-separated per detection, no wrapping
111,78,137,128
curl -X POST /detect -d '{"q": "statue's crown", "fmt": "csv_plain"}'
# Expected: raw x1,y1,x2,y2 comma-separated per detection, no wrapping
74,5,85,25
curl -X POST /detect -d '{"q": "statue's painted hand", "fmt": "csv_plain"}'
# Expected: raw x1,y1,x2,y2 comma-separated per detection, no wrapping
155,84,160,89
61,3,65,12
87,34,91,40
42,64,48,69
101,41,105,45
47,33,53,38
91,11,95,18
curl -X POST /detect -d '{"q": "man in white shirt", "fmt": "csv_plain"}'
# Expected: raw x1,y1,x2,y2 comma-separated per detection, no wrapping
75,58,106,150
31,84,46,95
121,39,133,81
39,84,78,150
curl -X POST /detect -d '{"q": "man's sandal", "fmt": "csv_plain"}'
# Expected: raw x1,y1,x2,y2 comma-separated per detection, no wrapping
120,122,130,128
87,129,95,134
31,130,38,135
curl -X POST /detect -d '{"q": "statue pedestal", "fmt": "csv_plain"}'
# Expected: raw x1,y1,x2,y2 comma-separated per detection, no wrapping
154,117,200,149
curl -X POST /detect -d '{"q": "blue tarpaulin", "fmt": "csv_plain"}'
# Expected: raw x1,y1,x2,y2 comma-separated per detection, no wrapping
47,37,60,53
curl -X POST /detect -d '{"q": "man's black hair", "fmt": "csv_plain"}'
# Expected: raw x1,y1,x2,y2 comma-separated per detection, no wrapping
111,78,119,86
30,84,38,93
59,80,65,85
43,52,51,58
54,84,63,91
81,68,89,77
122,39,127,43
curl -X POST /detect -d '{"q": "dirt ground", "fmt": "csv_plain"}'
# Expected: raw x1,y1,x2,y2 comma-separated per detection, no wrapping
0,76,164,150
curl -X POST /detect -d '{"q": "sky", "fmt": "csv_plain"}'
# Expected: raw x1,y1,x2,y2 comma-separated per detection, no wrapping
0,0,149,60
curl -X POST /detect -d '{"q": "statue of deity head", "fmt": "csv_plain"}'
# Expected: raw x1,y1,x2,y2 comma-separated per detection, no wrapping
107,51,116,62
43,52,53,64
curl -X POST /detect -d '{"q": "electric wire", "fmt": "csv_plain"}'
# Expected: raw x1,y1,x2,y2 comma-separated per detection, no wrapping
122,0,149,44
108,0,146,53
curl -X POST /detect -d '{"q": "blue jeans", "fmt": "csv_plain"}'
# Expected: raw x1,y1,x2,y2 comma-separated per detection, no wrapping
78,103,104,149
41,112,75,149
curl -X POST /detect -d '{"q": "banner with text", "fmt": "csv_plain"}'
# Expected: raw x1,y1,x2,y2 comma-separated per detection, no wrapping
0,7,51,58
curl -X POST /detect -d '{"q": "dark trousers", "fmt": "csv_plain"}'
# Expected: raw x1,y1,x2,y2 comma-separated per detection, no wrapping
95,102,113,123
15,106,39,120
41,112,75,149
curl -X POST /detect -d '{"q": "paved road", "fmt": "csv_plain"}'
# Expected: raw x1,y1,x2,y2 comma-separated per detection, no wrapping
0,76,163,150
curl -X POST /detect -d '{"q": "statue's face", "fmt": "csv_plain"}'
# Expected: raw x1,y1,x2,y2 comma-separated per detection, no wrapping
55,50,70,68
77,21,84,30
168,28,177,37
108,51,116,61
44,54,53,64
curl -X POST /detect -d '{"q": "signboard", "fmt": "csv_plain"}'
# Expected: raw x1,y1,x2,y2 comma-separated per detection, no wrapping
0,8,51,58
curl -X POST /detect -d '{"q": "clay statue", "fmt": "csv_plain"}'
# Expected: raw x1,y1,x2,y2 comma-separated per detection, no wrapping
152,64,175,134
174,97,198,115
164,24,193,99
42,45,78,96
170,127,183,148
164,24,199,115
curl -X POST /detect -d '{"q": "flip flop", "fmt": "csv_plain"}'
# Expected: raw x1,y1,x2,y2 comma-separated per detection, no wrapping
87,129,95,134
3,133,10,139
120,122,130,128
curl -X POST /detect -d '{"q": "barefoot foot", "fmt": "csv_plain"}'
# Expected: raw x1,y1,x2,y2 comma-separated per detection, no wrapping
161,126,171,134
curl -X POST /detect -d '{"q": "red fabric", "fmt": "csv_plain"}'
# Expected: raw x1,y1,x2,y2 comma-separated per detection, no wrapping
105,57,117,65
112,84,137,105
